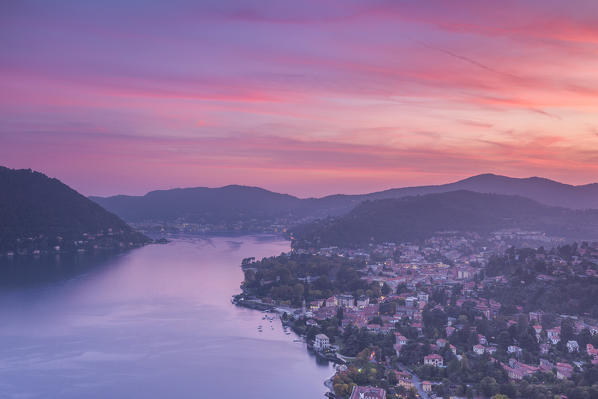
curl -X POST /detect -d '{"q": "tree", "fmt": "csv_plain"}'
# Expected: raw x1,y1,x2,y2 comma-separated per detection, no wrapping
293,283,304,301
480,376,499,397
336,307,344,323
499,382,517,398
387,370,397,385
561,318,576,343
381,283,391,296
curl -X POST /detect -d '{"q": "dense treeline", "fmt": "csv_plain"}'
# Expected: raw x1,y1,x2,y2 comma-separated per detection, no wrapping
483,245,598,317
485,277,598,318
241,253,390,306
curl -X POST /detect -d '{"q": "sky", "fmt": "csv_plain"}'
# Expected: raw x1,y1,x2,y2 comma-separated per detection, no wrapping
2,0,598,197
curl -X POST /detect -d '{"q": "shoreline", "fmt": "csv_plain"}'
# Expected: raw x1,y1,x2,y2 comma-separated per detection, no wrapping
233,297,339,398
324,374,335,394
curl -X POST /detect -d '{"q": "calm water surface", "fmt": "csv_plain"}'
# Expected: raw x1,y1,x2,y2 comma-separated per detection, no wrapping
0,236,333,398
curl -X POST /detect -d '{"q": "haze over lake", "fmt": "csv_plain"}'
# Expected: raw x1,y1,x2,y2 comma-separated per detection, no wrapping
0,236,333,398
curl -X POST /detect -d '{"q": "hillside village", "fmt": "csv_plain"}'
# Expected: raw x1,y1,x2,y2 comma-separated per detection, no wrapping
238,232,598,399
0,228,150,257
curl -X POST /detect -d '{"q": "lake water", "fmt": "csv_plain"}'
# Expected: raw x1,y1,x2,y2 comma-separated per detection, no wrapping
0,236,334,398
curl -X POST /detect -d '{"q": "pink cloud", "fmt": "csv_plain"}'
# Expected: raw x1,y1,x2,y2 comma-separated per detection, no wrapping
2,128,597,197
2,1,598,196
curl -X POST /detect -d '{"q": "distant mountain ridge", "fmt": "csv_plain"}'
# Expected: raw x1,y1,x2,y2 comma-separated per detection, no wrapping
291,190,598,248
90,174,598,224
369,173,598,210
91,185,312,223
0,166,148,252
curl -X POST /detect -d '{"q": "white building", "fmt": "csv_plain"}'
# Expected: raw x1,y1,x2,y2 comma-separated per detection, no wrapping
356,295,370,308
567,340,579,353
547,327,561,345
314,334,330,351
417,293,429,302
507,345,522,356
405,297,418,308
473,344,485,355
424,354,443,367
478,334,488,345
395,334,408,346
338,294,354,308
325,296,338,307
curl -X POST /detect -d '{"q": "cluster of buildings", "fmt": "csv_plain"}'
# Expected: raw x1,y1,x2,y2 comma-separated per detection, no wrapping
2,228,145,257
303,274,598,386
302,233,517,297
273,235,598,398
295,239,598,399
307,292,426,335
131,217,299,236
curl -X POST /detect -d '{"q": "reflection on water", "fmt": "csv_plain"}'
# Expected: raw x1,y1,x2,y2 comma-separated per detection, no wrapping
0,252,119,288
0,235,333,399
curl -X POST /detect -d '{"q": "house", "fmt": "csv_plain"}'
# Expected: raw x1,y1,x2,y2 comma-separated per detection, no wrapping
556,363,574,380
424,354,443,367
473,345,485,355
446,326,456,336
325,296,338,307
478,334,488,345
457,269,471,279
338,294,355,308
422,380,433,393
529,311,542,323
310,299,324,310
436,338,448,348
394,371,413,389
503,360,538,380
540,343,550,354
395,334,408,346
547,327,561,344
505,367,522,380
405,296,418,308
357,295,370,308
314,306,338,321
567,340,579,353
507,345,522,356
349,386,386,399
314,334,330,351
450,344,457,355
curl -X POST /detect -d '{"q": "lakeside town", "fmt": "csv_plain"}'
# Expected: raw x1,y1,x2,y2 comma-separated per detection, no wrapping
235,230,598,399
129,218,297,237
0,228,152,258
